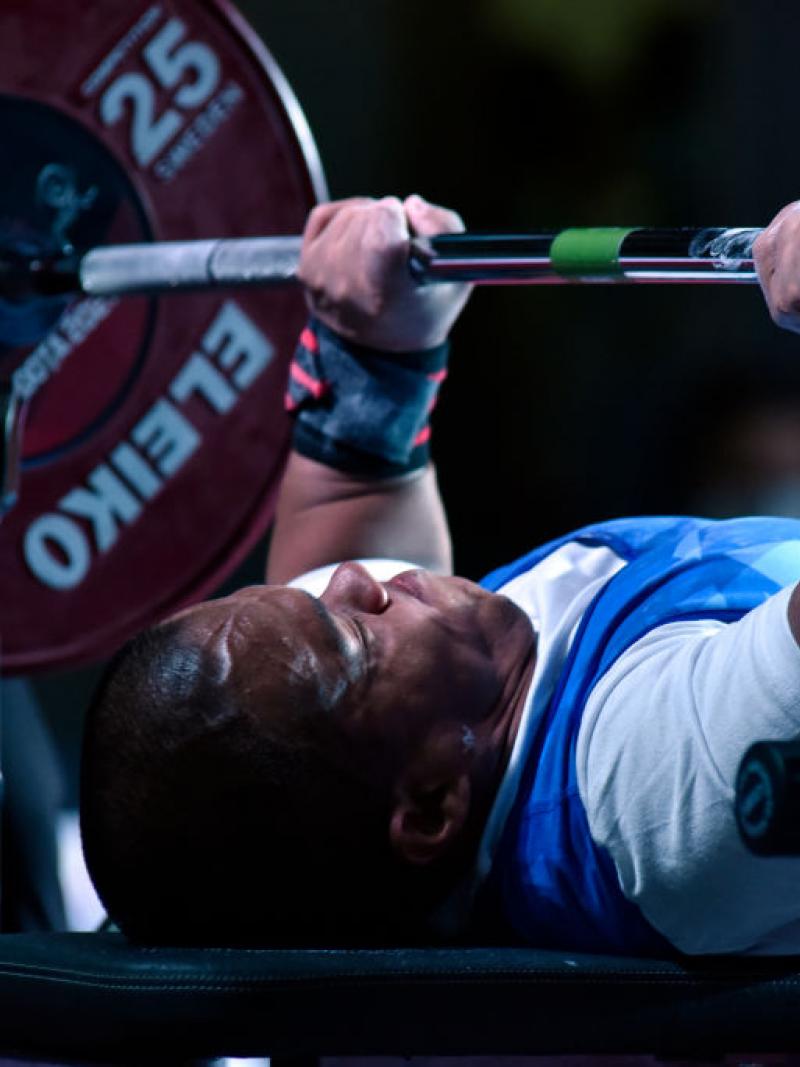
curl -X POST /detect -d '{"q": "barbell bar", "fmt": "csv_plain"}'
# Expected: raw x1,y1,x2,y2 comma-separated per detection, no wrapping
0,225,762,303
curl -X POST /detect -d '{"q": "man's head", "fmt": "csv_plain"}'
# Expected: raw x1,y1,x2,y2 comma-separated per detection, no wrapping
81,563,535,945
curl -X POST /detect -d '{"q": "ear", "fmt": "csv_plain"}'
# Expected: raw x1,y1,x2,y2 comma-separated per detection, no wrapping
389,772,471,866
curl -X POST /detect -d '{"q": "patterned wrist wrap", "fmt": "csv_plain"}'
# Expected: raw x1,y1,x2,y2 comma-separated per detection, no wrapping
285,319,449,477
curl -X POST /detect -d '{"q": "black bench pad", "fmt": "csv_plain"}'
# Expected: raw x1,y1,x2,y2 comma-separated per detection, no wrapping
2,933,800,1062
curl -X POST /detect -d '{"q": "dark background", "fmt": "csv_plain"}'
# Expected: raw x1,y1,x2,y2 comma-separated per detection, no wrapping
237,0,800,573
28,0,800,799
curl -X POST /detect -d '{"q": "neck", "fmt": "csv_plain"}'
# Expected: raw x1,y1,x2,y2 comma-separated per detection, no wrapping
469,627,538,842
497,627,538,775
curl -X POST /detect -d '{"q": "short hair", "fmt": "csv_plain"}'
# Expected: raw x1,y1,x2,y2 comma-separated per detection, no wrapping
80,617,429,946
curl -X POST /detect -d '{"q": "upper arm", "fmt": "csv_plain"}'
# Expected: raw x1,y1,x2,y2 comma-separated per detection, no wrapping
577,591,800,953
786,582,800,647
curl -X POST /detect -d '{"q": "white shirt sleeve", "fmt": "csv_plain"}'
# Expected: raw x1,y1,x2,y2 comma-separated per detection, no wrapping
576,584,800,954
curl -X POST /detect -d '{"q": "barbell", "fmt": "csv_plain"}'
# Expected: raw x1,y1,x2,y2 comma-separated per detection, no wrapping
1,226,761,304
0,0,768,673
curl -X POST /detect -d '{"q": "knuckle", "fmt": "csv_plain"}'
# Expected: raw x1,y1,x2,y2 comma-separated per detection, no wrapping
339,203,364,222
296,251,314,284
774,290,800,322
371,203,402,232
752,230,769,259
369,222,399,251
303,203,328,233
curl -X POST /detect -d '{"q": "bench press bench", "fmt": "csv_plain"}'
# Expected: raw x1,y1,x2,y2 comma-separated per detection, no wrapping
2,933,800,1064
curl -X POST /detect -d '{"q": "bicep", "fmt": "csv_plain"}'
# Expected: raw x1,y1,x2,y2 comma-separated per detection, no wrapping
786,582,800,647
578,592,800,953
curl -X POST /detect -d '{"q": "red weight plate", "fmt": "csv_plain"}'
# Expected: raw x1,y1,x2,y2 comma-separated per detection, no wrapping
0,0,326,672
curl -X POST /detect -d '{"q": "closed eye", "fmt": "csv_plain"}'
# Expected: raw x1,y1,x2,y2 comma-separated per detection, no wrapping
351,614,370,648
350,615,373,677
305,592,372,678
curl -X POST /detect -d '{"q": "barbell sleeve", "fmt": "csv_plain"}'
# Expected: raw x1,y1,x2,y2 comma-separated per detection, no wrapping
79,235,305,296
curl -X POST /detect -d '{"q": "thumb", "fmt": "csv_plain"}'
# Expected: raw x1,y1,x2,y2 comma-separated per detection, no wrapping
404,194,465,237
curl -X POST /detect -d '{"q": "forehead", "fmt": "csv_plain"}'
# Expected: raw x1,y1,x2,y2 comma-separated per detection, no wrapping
175,584,320,633
173,585,358,707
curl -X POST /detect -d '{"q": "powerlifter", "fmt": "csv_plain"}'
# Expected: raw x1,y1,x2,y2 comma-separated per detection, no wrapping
81,195,800,956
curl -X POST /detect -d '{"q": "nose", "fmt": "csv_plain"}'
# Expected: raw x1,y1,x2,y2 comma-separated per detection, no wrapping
320,562,389,614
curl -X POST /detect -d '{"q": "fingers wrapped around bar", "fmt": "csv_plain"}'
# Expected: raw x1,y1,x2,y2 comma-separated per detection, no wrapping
754,201,800,334
298,194,472,353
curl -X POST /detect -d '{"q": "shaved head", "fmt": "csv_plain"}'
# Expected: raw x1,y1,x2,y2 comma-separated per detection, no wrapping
80,611,404,946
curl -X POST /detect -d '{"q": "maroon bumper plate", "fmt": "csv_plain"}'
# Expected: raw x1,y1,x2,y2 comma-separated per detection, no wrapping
1,0,325,672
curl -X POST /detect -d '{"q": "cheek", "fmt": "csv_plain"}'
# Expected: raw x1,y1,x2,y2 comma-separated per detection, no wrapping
283,644,347,712
418,639,502,718
376,603,506,714
476,590,529,634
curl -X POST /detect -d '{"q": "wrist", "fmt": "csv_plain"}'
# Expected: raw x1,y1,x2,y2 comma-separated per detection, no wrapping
309,312,450,356
285,318,449,477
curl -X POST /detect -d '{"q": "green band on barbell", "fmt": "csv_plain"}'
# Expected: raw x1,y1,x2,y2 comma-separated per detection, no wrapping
549,227,637,276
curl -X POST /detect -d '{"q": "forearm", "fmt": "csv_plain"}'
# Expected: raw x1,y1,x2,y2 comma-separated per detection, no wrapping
266,195,469,585
266,452,451,584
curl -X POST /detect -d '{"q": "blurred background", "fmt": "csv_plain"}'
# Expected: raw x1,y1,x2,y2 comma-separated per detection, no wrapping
239,0,800,571
13,0,800,928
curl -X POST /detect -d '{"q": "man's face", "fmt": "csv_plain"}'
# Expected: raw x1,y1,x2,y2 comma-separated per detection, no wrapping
176,563,535,774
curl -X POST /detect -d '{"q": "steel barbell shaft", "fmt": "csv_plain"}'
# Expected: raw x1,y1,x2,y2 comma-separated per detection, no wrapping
412,226,761,285
0,225,764,300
